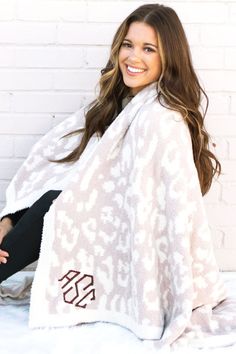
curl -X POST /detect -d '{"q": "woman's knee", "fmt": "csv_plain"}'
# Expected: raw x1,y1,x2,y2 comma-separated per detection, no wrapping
39,190,62,204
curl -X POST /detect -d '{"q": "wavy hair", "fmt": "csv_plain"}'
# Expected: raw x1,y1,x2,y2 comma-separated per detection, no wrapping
52,3,221,196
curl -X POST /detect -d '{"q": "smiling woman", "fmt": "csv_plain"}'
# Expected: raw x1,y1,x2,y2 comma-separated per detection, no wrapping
118,21,162,95
51,3,221,200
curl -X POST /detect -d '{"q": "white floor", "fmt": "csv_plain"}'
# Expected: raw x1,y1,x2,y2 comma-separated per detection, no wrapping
0,272,236,354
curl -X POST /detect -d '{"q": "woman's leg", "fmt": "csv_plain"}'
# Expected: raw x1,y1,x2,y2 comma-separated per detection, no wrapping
0,190,61,283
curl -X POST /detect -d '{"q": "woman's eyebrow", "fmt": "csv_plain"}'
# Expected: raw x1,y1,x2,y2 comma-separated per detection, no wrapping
123,38,158,49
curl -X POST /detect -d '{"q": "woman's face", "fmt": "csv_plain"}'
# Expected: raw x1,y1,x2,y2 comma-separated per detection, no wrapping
118,21,162,96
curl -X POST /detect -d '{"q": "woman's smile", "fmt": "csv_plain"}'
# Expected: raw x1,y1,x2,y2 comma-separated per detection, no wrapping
126,64,146,75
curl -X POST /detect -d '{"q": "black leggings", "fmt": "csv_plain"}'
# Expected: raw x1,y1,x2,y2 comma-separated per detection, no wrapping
0,190,61,284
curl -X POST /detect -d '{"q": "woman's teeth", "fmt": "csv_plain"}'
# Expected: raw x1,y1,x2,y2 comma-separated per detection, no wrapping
127,65,145,73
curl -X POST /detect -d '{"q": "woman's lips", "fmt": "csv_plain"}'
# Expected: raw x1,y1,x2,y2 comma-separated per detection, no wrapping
125,65,146,76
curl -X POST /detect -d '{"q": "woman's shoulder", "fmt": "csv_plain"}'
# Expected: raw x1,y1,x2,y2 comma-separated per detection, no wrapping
140,98,185,127
134,97,191,143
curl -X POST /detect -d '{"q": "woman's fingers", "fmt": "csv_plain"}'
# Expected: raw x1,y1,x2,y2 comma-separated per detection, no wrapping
0,249,9,264
0,249,9,256
0,221,11,263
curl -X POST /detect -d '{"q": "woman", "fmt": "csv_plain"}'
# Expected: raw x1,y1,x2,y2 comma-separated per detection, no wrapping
0,3,235,350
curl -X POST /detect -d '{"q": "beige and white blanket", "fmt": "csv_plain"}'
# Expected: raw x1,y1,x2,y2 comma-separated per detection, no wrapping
1,82,236,350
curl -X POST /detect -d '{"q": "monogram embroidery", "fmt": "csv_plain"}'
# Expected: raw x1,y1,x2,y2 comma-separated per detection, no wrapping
58,270,96,308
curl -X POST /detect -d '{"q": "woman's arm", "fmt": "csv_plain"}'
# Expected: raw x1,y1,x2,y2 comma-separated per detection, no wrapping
0,216,13,241
0,209,28,264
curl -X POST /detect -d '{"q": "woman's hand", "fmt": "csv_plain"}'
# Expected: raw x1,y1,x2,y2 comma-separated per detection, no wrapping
0,217,12,264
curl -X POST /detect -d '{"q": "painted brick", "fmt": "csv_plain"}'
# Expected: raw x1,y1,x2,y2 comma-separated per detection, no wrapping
231,94,236,113
209,227,224,249
0,23,56,44
218,160,236,182
0,0,15,20
51,113,71,127
183,24,200,46
0,136,14,157
54,70,101,90
205,204,236,227
170,2,227,24
198,70,236,92
208,136,228,160
13,47,84,68
12,93,83,113
207,94,230,115
88,1,227,24
204,180,222,204
17,0,86,21
87,2,142,22
222,183,236,205
0,181,9,202
0,93,11,112
0,115,52,134
14,136,41,157
85,47,110,68
229,3,236,24
200,25,236,46
225,49,236,69
0,159,23,179
191,47,224,70
82,93,97,107
205,117,236,136
227,138,236,159
57,23,117,45
0,47,15,67
223,227,236,248
0,70,53,90
215,249,236,271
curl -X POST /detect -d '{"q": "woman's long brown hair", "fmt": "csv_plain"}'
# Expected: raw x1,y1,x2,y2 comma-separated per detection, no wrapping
52,3,221,196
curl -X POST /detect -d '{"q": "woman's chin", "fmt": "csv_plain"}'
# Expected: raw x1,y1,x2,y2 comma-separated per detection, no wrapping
123,82,143,95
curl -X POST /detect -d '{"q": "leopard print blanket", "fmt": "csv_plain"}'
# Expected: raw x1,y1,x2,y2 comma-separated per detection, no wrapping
1,82,236,350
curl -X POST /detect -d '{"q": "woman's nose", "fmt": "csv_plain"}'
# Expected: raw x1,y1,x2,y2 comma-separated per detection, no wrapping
128,47,142,60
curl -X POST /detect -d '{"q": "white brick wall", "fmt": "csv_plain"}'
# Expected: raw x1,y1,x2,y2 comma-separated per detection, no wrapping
0,0,235,270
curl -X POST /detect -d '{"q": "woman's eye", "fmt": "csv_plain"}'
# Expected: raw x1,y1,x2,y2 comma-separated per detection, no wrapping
121,43,156,52
122,42,131,48
144,47,155,52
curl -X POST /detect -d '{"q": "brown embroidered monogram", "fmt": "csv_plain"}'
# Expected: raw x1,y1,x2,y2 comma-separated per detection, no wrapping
58,270,96,308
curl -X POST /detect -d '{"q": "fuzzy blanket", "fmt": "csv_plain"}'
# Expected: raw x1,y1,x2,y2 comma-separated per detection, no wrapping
1,82,236,350
1,272,236,354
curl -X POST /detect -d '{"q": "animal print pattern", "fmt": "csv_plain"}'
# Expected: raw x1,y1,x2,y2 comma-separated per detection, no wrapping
2,82,236,349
